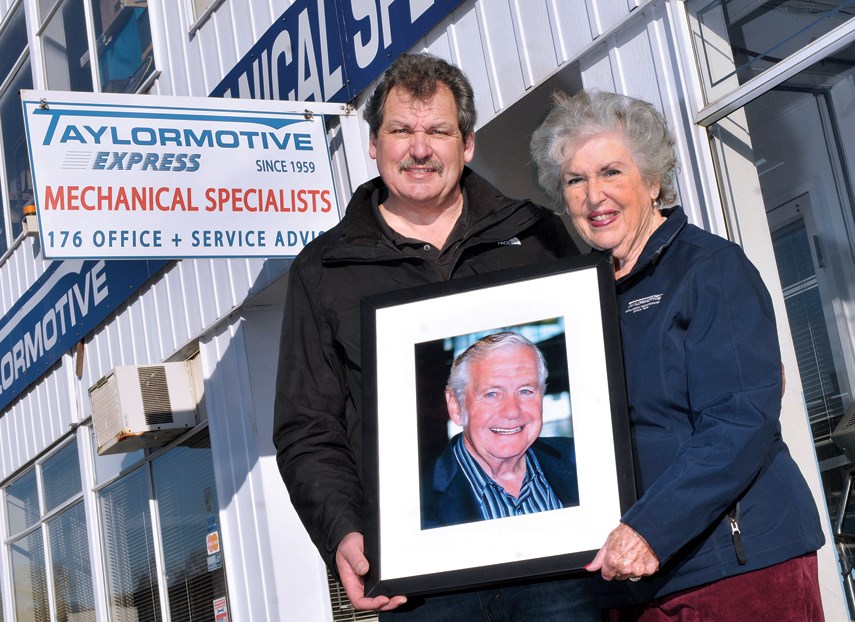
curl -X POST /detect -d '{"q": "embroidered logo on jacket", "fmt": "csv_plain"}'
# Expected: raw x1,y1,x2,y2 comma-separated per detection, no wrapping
626,294,663,314
498,237,521,246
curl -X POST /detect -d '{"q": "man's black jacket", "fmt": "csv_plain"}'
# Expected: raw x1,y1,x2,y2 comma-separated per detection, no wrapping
272,168,577,570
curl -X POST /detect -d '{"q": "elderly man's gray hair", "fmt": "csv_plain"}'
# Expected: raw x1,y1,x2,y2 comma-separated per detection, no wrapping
446,331,548,408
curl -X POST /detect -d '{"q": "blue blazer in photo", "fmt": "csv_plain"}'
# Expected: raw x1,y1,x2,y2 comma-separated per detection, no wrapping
421,435,579,529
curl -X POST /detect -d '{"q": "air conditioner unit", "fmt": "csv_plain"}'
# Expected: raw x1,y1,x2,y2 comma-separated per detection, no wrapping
90,362,198,456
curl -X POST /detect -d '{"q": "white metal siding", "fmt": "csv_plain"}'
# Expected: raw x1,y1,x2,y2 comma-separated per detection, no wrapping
400,0,656,132
512,0,560,89
76,257,288,398
0,358,75,480
0,236,46,319
200,312,332,622
549,0,597,63
475,0,527,111
148,0,297,98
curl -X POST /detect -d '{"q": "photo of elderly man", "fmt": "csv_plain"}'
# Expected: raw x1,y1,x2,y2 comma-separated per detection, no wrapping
421,331,579,529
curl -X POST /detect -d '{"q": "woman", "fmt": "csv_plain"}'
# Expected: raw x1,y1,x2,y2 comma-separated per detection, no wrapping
530,90,825,620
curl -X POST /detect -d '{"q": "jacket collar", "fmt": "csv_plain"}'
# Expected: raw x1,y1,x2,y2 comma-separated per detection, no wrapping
321,167,545,262
616,205,687,286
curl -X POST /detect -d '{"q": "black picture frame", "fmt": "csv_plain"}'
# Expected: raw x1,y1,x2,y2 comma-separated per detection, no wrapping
361,252,634,597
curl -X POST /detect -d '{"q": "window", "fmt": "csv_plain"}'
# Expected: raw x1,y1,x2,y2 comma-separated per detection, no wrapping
708,40,855,487
99,467,162,622
688,0,855,102
151,434,229,622
94,429,230,621
189,0,226,35
6,469,40,534
37,0,61,23
49,503,95,622
43,440,83,512
93,440,145,486
191,0,216,16
40,0,94,91
704,25,855,608
0,3,33,251
44,443,95,622
3,440,95,622
10,531,48,622
6,471,47,622
90,0,154,93
0,4,27,80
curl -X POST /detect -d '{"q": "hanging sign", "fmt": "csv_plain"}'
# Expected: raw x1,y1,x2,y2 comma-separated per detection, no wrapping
21,90,341,259
212,0,465,103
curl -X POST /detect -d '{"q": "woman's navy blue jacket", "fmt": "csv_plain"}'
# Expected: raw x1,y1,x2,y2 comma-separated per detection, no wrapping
601,206,825,606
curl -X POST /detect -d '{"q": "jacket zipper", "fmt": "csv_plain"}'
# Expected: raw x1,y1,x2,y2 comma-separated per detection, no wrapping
728,502,747,565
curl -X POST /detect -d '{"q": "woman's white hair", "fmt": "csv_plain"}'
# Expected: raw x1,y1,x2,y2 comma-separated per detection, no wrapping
530,89,679,211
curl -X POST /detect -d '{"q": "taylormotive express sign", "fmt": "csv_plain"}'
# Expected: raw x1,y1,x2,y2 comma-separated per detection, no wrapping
22,90,341,259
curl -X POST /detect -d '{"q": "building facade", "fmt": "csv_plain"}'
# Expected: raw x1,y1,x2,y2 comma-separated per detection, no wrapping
0,0,853,620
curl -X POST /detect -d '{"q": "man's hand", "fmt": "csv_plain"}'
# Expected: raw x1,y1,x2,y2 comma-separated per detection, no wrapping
335,532,408,611
586,523,659,581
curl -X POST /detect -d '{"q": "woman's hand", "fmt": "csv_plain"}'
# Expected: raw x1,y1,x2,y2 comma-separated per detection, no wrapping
586,523,660,581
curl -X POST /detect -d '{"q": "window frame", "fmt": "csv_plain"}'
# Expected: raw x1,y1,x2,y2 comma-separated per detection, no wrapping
91,420,226,622
687,7,855,127
2,437,90,622
0,0,31,254
187,0,227,39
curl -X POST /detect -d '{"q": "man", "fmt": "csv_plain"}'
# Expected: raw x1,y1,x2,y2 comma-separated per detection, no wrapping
272,53,599,619
422,332,579,529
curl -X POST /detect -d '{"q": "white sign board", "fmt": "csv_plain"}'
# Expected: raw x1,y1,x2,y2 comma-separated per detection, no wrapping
22,90,342,258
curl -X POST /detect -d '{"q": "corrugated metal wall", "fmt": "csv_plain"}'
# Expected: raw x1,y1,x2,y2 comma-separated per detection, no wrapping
200,308,335,622
411,0,655,130
148,0,295,97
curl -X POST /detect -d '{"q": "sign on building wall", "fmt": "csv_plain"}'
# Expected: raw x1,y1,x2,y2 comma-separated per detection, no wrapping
211,0,465,103
21,90,341,259
0,258,166,412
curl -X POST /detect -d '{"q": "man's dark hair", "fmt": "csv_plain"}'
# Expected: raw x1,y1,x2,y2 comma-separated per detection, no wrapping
364,53,477,138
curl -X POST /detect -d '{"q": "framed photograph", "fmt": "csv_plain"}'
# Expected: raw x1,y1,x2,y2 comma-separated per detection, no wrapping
361,251,634,597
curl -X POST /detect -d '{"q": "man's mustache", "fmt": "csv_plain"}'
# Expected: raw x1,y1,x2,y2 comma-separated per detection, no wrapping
399,158,444,173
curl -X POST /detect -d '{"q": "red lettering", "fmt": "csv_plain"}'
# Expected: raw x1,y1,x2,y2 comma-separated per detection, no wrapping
45,186,65,210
